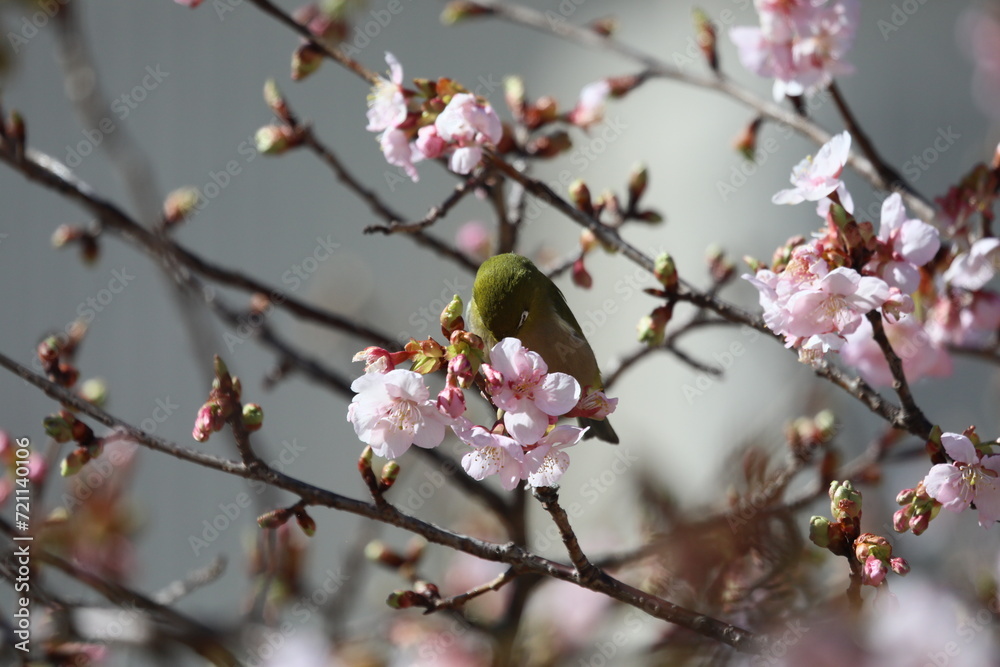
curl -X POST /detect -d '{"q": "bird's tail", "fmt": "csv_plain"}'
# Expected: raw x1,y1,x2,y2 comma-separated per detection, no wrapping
579,417,619,444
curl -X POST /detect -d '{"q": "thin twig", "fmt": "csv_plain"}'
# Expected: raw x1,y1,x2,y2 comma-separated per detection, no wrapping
865,311,932,435
364,175,480,235
532,486,601,584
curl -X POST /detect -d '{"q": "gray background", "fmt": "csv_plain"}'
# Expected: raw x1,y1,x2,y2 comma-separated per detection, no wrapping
2,0,1000,664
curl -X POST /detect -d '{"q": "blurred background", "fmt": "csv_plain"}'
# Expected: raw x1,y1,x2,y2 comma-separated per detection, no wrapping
2,0,1000,664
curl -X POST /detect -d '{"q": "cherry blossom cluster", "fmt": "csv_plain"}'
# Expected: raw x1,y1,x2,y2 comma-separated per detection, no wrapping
744,132,933,366
744,131,1000,388
346,298,615,491
730,0,859,101
366,53,503,181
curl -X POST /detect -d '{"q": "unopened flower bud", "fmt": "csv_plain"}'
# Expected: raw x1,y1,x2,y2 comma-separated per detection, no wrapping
291,42,323,81
504,75,525,117
365,540,407,568
892,507,911,533
809,515,832,548
380,460,401,490
734,116,763,161
813,410,836,442
569,179,594,216
255,124,300,155
572,257,593,289
263,78,291,123
60,447,89,477
527,130,572,158
654,253,678,292
863,555,888,587
79,378,108,406
37,336,62,364
890,556,910,576
414,580,440,599
7,110,25,152
386,589,427,609
627,163,648,208
44,414,74,443
79,233,99,265
294,508,316,536
242,403,264,431
162,187,201,226
440,1,492,25
692,9,718,72
637,305,671,347
896,487,916,506
257,507,293,529
587,17,617,36
441,294,465,337
51,224,83,248
829,480,862,521
910,511,931,536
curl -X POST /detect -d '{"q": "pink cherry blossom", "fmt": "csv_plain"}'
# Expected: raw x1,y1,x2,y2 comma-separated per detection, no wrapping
866,193,940,293
366,52,408,133
455,221,491,260
730,1,858,101
380,128,421,183
453,419,545,491
526,425,587,488
414,124,446,160
927,291,1000,348
782,267,890,342
484,338,580,444
944,237,1000,290
924,432,1000,527
772,131,851,205
567,80,611,128
841,314,951,387
435,93,503,175
348,369,451,459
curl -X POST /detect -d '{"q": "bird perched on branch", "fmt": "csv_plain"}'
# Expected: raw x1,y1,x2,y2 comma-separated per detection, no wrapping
468,253,619,444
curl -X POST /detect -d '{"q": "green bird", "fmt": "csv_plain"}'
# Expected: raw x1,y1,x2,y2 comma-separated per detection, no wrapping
468,253,619,444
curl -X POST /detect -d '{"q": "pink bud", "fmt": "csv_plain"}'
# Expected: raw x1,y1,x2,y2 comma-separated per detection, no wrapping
436,385,466,419
415,125,446,160
890,557,910,576
892,507,911,533
572,258,593,289
863,555,888,587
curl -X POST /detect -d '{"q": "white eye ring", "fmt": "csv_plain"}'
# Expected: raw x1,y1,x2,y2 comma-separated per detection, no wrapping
517,310,529,329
